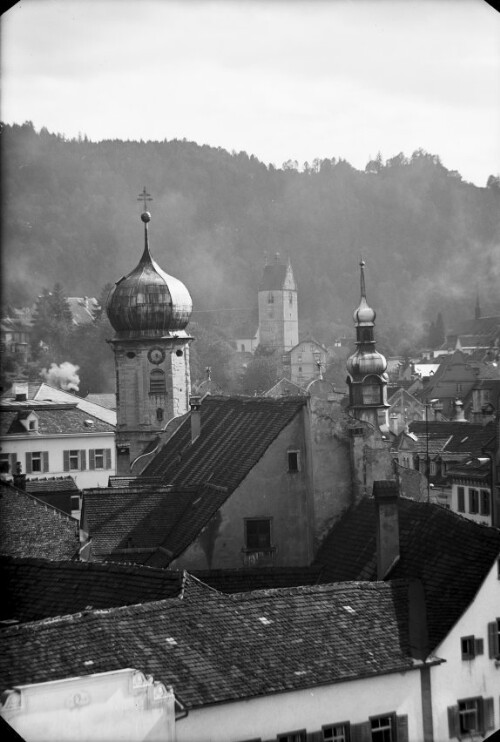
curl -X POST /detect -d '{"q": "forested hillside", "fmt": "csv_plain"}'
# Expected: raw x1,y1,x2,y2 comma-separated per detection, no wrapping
2,121,500,354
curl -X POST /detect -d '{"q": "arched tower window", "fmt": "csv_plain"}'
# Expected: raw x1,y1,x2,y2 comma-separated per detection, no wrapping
150,368,166,394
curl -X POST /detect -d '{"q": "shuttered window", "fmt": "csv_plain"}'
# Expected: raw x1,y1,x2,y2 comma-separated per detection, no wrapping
488,619,500,658
89,448,112,470
25,451,49,474
63,450,86,471
448,697,494,738
457,487,465,512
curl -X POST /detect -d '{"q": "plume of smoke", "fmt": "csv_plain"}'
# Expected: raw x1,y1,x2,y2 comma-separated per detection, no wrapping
41,362,80,392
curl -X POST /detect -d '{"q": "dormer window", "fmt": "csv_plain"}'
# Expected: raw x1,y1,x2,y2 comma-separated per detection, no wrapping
18,411,39,432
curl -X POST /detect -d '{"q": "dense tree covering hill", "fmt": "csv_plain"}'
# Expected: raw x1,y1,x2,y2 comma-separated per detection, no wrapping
2,121,499,356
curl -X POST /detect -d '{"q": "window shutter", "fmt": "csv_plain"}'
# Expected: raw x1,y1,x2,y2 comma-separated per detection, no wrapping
105,449,112,469
25,452,32,474
483,697,494,731
447,706,459,739
42,451,49,472
350,722,371,742
396,715,409,742
63,450,70,472
474,638,484,655
80,450,86,470
89,450,95,470
488,622,498,658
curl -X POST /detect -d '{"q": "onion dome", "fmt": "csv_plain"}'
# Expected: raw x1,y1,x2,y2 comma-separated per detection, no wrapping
353,260,376,325
346,259,387,378
106,197,192,338
346,348,387,376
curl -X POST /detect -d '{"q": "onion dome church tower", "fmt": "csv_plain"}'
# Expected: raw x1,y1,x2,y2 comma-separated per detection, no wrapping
106,189,193,474
346,260,389,429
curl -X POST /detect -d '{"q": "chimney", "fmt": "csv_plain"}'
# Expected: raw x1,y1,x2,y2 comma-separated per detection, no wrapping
452,398,466,422
373,480,400,580
13,380,28,402
189,395,202,443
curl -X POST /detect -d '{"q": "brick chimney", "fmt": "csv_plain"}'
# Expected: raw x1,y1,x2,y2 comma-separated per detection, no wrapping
373,480,400,580
189,395,202,443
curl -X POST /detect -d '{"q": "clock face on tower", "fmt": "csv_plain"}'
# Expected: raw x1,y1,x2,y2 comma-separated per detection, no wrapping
147,346,165,365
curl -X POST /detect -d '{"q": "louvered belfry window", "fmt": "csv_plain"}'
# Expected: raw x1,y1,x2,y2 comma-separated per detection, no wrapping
150,369,166,394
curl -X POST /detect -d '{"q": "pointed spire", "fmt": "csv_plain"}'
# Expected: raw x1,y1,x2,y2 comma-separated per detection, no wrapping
353,259,376,325
138,187,153,264
360,258,367,300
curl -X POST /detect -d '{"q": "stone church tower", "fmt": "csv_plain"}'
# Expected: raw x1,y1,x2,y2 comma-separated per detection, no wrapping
346,260,393,499
106,190,193,474
258,254,298,353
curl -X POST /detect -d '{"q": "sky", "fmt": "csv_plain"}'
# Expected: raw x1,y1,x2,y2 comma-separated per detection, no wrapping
1,0,500,186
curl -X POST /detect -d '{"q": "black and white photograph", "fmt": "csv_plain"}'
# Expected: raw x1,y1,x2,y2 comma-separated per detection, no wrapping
1,1,500,740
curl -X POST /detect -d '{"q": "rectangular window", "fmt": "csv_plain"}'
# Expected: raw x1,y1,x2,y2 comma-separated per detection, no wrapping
63,450,86,472
89,449,112,471
245,519,271,550
94,449,104,469
457,487,465,512
25,451,49,474
323,723,350,741
277,732,306,742
288,450,300,472
469,488,479,514
480,490,490,516
458,698,481,735
370,714,395,742
461,635,483,660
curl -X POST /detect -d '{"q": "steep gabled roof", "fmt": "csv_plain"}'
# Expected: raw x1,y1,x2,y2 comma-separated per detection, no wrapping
0,577,421,708
82,483,231,566
142,396,307,489
408,420,494,456
0,483,80,560
0,555,185,623
259,262,291,291
314,497,500,651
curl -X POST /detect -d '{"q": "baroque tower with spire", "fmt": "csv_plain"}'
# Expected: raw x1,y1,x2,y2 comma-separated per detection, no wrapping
346,261,393,499
106,189,193,474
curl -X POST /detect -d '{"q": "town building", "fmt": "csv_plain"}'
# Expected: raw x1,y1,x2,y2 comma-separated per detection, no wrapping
106,193,193,474
257,253,299,353
314,481,500,742
0,387,116,490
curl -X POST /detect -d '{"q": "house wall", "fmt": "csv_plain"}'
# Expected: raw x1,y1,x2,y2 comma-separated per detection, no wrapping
171,410,314,569
289,341,328,386
450,482,492,527
176,669,423,742
0,433,115,488
430,560,500,741
307,387,353,547
0,669,175,742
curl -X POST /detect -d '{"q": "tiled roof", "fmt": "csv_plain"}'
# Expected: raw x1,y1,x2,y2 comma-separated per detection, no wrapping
82,483,231,565
84,393,116,410
193,567,321,593
0,404,114,436
0,483,80,560
314,496,500,650
264,378,307,397
142,396,307,490
0,577,420,707
0,555,184,623
1,383,116,426
25,477,79,493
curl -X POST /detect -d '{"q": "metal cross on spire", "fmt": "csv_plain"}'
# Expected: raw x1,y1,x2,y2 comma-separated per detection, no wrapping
138,187,153,211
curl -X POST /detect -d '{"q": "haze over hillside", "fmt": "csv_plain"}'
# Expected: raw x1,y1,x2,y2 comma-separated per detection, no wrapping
2,122,500,354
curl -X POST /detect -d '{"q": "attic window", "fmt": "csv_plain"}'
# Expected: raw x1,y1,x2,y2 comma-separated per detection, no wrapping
288,450,300,472
165,637,177,646
29,420,36,430
84,419,94,428
343,606,355,614
258,616,273,626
